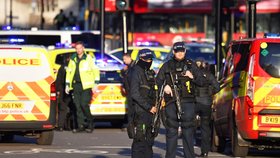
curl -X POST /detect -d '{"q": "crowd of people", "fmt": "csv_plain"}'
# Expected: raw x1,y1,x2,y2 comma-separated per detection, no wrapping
54,40,220,158
124,41,220,158
53,9,77,30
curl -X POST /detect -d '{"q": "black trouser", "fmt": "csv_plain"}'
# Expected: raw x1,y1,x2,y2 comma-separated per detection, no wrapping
165,101,196,158
132,111,154,158
127,94,135,123
195,100,212,154
57,93,72,128
72,83,93,129
122,94,134,128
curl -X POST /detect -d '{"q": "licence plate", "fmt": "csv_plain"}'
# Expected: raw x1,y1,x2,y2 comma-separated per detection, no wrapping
261,116,280,124
0,102,23,109
101,95,123,101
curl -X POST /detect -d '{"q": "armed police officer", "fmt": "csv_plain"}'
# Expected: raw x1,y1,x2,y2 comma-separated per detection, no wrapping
156,41,205,158
194,59,220,157
129,48,157,158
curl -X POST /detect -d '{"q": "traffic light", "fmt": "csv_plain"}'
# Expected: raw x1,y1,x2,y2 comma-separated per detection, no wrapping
116,0,129,11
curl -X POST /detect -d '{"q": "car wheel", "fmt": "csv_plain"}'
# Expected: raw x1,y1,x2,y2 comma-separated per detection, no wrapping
211,121,218,152
37,130,54,145
231,122,249,157
211,122,226,153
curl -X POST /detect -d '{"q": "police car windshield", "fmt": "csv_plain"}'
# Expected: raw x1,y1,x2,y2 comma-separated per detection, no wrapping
165,43,215,64
186,44,215,64
259,43,280,78
94,52,124,83
111,48,168,61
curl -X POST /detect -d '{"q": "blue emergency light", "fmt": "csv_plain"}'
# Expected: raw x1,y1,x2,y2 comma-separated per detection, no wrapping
136,41,161,47
2,25,12,30
72,26,79,31
9,38,25,43
62,26,80,31
264,33,280,38
55,42,72,48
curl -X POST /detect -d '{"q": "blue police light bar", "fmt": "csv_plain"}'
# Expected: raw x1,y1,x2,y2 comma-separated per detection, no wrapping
136,41,161,47
55,42,73,48
264,33,280,38
62,26,80,31
72,26,79,31
2,25,12,30
55,42,63,48
9,38,25,43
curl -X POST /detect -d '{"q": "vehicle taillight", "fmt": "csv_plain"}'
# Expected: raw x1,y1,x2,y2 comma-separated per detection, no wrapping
121,87,127,96
247,54,255,107
50,82,56,101
246,95,254,108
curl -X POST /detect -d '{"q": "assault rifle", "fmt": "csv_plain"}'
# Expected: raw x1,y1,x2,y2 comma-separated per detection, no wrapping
151,80,166,136
169,72,183,120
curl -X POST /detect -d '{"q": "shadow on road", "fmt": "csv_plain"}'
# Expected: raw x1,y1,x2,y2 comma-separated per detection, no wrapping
0,135,37,145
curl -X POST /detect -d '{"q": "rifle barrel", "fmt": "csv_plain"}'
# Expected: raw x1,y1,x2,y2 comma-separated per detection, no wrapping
169,72,183,120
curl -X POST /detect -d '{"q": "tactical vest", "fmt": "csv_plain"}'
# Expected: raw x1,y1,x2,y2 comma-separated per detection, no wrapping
166,59,194,98
139,69,157,105
195,70,213,97
195,86,213,97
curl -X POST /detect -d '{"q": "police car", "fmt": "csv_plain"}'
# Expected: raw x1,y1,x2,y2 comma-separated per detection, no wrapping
49,48,127,127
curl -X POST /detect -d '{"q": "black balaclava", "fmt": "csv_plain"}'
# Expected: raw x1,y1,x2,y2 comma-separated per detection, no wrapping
137,59,152,70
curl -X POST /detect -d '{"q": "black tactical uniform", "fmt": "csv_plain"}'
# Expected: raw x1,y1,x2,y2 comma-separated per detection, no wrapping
121,59,136,124
194,61,220,157
130,49,157,158
55,60,74,131
121,59,136,95
156,42,205,158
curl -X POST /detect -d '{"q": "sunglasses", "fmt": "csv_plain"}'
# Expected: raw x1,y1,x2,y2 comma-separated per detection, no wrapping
174,50,186,53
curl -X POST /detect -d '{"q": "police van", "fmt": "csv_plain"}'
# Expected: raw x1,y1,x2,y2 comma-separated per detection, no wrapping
0,30,100,49
212,34,280,157
0,45,56,145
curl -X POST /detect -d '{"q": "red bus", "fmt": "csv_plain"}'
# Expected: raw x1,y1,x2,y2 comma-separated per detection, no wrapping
101,0,280,47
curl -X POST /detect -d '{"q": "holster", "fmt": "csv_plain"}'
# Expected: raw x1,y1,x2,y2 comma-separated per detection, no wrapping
127,120,136,139
134,124,146,141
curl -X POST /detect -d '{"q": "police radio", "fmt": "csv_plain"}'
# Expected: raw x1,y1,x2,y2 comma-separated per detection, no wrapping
181,61,192,75
184,63,193,93
145,70,155,81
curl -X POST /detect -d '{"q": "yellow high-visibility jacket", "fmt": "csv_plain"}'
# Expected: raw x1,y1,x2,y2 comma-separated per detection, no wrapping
66,53,100,90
